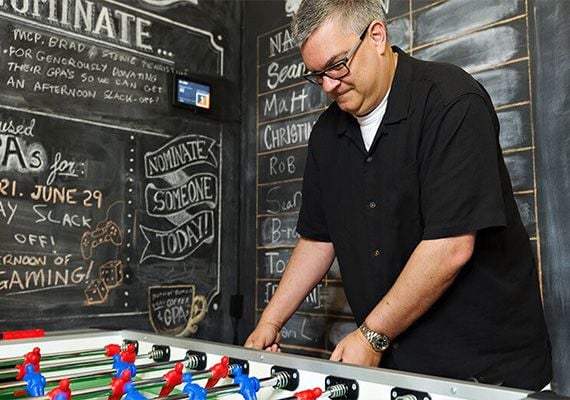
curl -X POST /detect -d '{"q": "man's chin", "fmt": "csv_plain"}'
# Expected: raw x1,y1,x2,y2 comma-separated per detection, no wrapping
336,99,357,114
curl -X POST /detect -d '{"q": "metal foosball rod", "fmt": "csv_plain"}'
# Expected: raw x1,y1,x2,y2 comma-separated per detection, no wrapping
0,353,204,392
277,383,348,400
158,369,292,400
0,342,142,379
0,340,144,369
0,347,105,366
26,364,176,399
24,356,232,400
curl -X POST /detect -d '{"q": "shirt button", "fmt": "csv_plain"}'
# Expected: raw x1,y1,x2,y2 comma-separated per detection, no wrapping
368,201,377,209
371,249,381,257
366,156,373,162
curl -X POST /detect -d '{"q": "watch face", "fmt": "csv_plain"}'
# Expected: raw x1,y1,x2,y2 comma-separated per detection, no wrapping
372,335,390,352
360,324,390,352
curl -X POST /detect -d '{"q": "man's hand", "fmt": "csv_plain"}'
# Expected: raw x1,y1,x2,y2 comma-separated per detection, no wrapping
244,321,282,352
329,329,382,367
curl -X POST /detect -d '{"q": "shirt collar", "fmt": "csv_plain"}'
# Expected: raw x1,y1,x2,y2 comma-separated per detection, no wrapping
383,46,413,125
336,45,413,137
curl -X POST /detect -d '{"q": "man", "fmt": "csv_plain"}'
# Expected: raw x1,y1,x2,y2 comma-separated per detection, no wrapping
245,0,551,390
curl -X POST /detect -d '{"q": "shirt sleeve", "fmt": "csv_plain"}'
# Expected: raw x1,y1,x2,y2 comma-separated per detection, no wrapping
296,137,332,242
420,93,507,239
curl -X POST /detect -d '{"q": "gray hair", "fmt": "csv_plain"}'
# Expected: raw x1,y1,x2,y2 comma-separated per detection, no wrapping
291,0,387,47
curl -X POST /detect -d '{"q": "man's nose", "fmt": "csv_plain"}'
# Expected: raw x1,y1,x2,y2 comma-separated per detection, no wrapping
321,75,341,92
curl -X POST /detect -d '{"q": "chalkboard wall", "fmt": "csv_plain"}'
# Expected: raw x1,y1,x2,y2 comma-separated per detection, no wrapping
0,0,242,344
241,0,570,394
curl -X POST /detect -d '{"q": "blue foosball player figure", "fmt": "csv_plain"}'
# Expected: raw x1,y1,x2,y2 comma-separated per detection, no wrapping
233,366,260,400
182,372,207,400
113,354,137,378
23,364,46,397
123,381,147,400
182,382,207,400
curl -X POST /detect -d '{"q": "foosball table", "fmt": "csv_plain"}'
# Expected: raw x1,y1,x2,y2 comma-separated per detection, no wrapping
0,329,552,399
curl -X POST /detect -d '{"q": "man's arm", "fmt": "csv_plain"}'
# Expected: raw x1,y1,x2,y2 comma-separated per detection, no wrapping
330,232,475,365
244,236,335,350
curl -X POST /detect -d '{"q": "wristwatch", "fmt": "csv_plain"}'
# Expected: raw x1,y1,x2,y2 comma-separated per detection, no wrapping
359,323,391,352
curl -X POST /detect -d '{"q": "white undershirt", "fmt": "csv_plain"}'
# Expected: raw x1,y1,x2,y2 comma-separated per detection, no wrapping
355,88,391,151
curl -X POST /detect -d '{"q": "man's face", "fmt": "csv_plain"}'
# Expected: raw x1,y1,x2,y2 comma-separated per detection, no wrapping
301,19,386,116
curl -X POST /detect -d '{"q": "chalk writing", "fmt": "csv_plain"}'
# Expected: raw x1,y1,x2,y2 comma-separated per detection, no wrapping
30,186,103,207
33,204,92,228
145,172,218,217
258,215,300,247
2,25,167,107
13,233,56,248
140,210,215,262
260,117,315,152
263,184,302,214
144,135,218,178
267,28,296,58
257,248,293,279
266,59,305,90
279,313,325,347
0,0,153,51
0,134,46,172
258,84,327,124
0,116,35,136
148,285,207,335
258,147,306,184
262,281,323,311
46,152,82,186
0,258,94,295
0,199,17,224
265,251,287,274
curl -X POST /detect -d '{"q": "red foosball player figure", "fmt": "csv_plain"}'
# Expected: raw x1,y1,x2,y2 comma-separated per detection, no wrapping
120,344,137,364
16,347,42,380
105,344,122,357
292,388,323,400
47,378,71,400
24,347,42,366
159,362,184,396
109,369,132,400
205,356,230,388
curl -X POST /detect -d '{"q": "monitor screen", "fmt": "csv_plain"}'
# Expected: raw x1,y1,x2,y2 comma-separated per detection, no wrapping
174,76,211,111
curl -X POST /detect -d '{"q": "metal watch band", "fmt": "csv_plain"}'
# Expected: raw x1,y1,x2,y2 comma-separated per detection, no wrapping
359,323,390,352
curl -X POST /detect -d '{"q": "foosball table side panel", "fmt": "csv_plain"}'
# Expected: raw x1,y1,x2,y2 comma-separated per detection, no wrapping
0,329,534,400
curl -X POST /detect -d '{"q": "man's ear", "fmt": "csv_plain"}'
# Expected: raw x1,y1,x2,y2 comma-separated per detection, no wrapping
369,20,388,53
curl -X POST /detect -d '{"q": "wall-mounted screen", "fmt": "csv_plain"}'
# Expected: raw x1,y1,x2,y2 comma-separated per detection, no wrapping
173,75,211,111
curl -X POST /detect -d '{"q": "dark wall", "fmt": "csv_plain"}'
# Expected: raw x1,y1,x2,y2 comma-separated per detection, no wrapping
533,0,570,395
0,0,242,344
242,0,569,393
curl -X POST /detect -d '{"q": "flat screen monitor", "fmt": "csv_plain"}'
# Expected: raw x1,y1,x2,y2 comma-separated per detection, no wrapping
173,75,211,111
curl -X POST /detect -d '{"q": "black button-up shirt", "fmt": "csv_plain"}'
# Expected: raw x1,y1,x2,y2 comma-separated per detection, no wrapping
297,47,551,390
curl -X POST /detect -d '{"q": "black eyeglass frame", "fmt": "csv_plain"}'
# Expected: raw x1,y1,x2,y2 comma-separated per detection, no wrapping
302,22,371,85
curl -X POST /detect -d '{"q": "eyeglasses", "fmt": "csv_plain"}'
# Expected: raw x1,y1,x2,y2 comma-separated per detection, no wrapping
303,23,371,85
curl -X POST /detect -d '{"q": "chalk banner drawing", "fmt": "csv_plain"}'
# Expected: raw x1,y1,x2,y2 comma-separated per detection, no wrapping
140,133,221,335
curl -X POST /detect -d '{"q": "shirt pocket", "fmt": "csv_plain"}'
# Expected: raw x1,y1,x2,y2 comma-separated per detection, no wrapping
385,160,421,229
